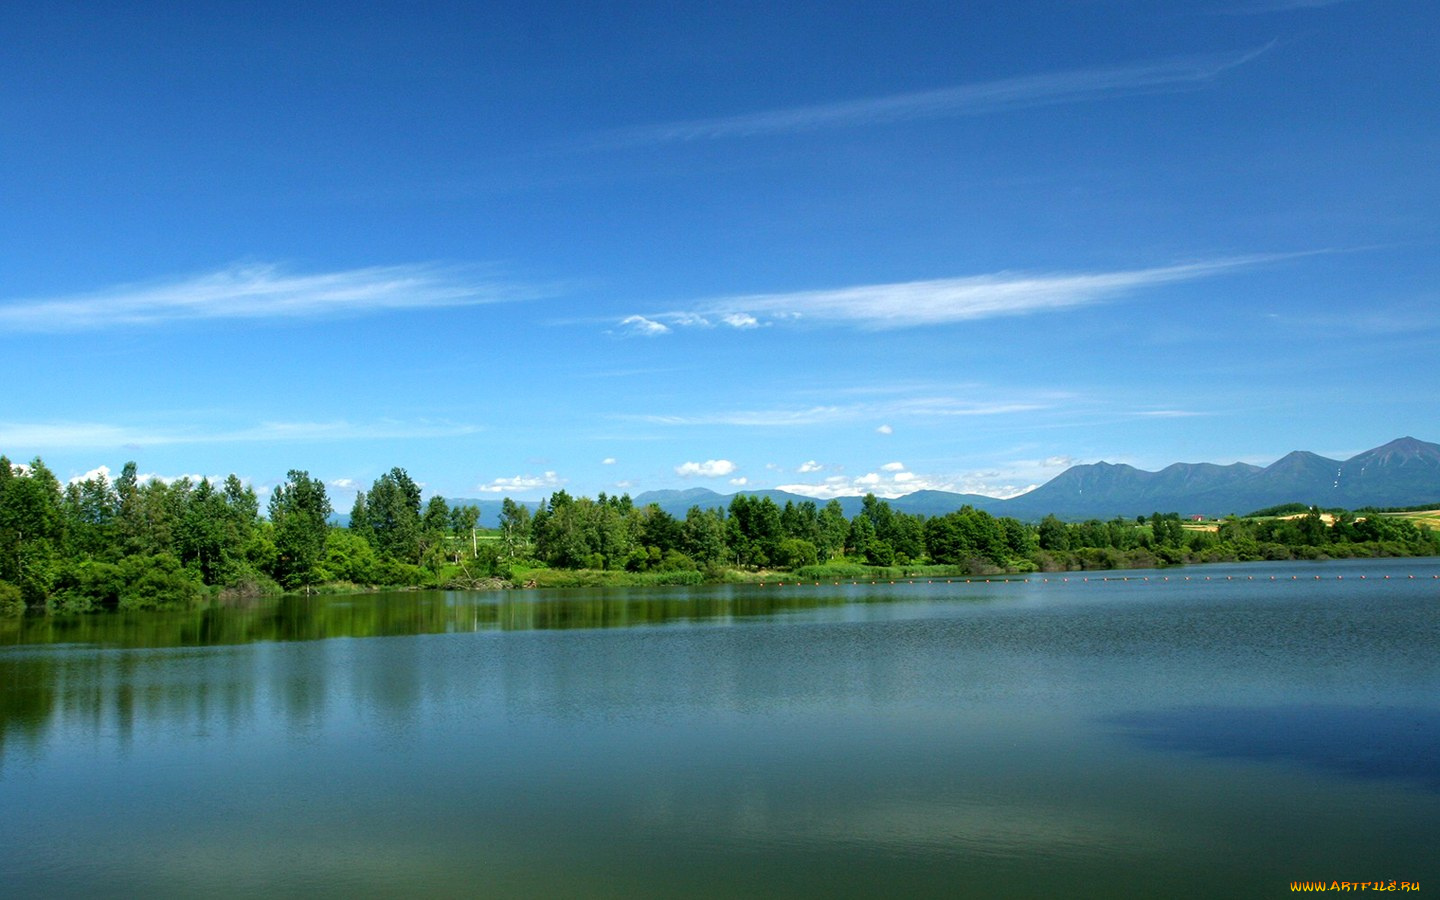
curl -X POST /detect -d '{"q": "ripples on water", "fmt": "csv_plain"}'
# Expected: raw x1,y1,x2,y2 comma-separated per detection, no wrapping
2,557,1438,898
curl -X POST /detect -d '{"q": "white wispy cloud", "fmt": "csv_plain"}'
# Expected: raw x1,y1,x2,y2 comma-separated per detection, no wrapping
0,418,481,448
614,314,671,337
778,465,1041,501
676,459,737,478
602,46,1271,145
702,259,1261,330
630,396,1047,428
642,407,849,427
476,471,564,494
619,257,1275,334
0,263,551,332
720,313,761,329
797,460,824,473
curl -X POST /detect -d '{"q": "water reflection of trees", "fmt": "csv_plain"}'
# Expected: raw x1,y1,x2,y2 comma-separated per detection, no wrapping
0,588,864,755
1,588,864,650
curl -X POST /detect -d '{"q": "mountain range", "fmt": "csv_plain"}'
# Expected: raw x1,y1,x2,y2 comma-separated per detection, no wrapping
430,437,1440,527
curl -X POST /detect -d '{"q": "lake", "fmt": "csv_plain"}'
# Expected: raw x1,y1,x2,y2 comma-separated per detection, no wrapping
3,558,1437,898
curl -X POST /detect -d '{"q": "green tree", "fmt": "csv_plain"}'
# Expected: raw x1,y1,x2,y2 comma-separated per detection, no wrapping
61,470,118,560
268,470,331,592
727,495,781,566
1000,517,1037,557
113,461,144,555
419,496,451,566
865,539,895,566
816,500,848,559
348,491,373,543
891,513,926,562
923,513,968,565
175,477,230,583
1037,514,1070,552
322,528,381,584
498,498,531,561
363,468,423,561
682,505,728,565
846,514,876,560
533,491,594,568
422,496,451,534
637,504,683,554
0,457,65,605
0,580,24,616
449,503,482,559
774,537,819,569
116,552,206,610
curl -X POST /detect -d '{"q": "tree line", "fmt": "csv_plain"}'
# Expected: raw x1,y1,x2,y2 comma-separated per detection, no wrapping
3,454,1437,615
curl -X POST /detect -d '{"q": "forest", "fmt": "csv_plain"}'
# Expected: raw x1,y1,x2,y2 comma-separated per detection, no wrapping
2,454,1437,615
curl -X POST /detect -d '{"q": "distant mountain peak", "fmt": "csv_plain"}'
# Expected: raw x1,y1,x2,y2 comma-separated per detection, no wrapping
481,437,1439,525
1000,437,1438,519
1354,436,1440,463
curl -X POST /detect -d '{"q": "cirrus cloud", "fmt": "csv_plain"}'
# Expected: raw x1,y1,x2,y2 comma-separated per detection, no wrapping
0,263,553,332
600,46,1272,145
0,418,481,449
614,314,671,337
613,255,1298,335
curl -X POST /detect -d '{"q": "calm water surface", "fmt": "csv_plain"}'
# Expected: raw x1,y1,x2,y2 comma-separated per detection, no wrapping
3,558,1438,898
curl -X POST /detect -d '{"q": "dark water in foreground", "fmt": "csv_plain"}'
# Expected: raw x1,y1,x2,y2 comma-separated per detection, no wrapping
3,558,1438,898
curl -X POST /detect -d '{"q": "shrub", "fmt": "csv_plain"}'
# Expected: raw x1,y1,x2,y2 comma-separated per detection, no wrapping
774,538,819,570
116,554,207,611
0,581,24,617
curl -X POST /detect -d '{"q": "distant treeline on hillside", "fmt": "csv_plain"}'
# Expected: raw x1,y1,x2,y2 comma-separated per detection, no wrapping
3,455,1438,616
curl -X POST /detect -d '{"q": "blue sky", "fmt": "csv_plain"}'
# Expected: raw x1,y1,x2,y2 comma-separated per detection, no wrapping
2,0,1436,506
